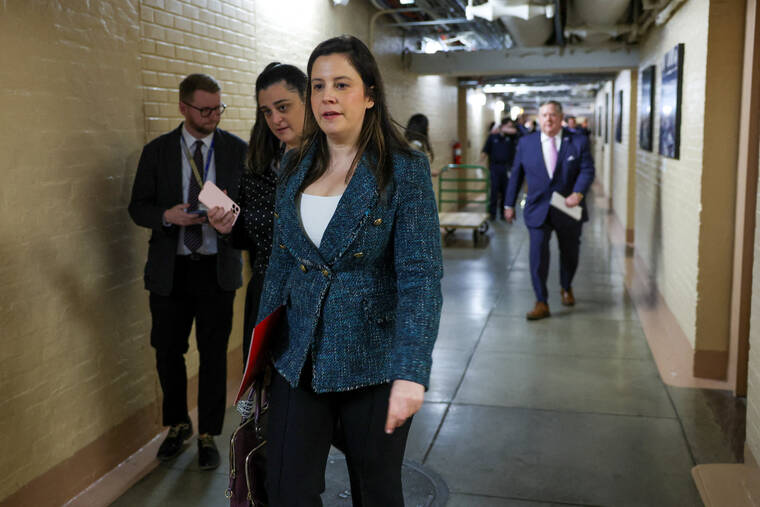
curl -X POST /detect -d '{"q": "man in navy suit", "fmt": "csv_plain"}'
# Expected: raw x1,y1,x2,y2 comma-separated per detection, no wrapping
504,101,595,320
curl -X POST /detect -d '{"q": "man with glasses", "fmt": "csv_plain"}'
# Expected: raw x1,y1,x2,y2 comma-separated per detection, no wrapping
129,73,246,470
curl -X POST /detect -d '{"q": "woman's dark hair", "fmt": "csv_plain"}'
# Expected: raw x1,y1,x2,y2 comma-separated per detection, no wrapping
404,113,434,162
246,62,307,173
284,35,411,192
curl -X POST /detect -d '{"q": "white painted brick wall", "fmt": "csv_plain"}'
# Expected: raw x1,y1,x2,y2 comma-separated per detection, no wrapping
634,0,708,347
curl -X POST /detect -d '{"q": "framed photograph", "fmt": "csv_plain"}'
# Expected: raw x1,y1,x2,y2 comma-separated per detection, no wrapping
604,93,609,143
639,65,655,151
615,90,623,143
659,43,684,159
596,107,602,136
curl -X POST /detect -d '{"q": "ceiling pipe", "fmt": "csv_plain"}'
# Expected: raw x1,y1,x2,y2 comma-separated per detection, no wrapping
655,0,687,25
384,18,470,27
553,0,565,46
368,7,423,48
564,24,634,38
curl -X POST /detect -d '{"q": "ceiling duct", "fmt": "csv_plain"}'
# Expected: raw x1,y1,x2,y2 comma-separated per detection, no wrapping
567,0,631,43
465,0,555,22
465,0,555,47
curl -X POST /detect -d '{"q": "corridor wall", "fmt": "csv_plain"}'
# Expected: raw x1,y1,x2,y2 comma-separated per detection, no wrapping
611,70,637,244
0,1,457,505
632,0,743,378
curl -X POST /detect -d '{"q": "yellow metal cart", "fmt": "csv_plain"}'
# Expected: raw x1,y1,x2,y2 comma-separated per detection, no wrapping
437,163,490,247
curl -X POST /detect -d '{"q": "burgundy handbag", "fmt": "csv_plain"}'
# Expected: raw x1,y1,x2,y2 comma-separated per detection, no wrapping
227,380,268,507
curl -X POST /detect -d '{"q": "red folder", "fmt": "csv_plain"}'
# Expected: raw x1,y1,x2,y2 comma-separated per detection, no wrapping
234,305,285,404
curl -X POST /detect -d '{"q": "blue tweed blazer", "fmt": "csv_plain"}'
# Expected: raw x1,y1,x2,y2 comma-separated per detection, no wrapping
256,145,443,393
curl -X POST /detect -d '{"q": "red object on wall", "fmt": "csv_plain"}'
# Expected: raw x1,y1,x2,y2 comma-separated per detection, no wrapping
452,141,462,164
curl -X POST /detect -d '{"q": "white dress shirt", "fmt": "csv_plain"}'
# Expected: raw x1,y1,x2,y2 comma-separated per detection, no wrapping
540,131,562,179
504,131,563,211
177,125,218,255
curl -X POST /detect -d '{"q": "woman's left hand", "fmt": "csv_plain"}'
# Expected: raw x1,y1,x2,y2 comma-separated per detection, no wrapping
385,379,424,434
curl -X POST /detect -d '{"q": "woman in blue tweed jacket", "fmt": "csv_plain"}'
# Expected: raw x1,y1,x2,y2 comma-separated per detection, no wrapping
256,35,443,506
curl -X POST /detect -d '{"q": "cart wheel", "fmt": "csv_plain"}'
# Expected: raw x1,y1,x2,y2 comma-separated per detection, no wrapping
444,228,456,246
478,221,489,234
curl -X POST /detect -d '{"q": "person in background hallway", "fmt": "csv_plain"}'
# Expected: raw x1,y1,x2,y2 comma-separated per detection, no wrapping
208,62,307,365
481,117,519,220
504,100,595,320
565,115,589,138
515,114,529,135
128,73,246,470
581,118,591,136
257,35,443,506
405,113,435,168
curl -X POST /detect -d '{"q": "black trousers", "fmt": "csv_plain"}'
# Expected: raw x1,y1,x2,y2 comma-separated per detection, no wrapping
266,370,412,507
489,164,509,218
149,255,235,435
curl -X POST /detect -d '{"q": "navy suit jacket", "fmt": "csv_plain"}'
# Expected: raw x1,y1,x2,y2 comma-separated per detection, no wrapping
257,146,443,393
504,129,595,228
128,124,246,296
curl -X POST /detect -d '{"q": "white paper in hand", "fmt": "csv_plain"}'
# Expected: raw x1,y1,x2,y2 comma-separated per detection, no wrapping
550,192,582,221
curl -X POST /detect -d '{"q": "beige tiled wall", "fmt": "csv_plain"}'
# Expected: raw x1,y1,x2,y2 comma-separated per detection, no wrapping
634,0,709,347
0,0,457,501
749,134,760,462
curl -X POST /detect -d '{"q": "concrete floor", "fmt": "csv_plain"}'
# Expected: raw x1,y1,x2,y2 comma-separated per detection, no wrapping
113,197,745,506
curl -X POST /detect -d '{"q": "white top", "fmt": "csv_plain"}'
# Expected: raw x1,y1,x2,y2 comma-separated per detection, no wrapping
178,125,217,255
540,131,562,179
298,193,343,248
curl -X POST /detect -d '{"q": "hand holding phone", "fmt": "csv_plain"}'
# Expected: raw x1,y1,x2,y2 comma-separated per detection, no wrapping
199,181,240,231
164,203,207,226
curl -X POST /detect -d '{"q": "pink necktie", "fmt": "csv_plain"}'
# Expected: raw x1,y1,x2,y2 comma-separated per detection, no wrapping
547,137,558,178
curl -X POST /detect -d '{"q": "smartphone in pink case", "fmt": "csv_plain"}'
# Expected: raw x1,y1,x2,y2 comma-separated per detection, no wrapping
199,181,241,226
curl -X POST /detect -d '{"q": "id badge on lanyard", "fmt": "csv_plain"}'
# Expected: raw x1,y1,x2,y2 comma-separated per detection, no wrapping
181,137,215,187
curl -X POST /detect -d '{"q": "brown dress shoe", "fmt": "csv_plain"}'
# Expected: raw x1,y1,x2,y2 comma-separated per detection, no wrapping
561,288,575,306
526,301,550,320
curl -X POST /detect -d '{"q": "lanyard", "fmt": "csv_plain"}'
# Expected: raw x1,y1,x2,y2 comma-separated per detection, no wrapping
181,136,215,187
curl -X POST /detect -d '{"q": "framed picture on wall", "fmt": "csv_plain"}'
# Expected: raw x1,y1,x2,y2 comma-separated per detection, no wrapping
659,43,684,159
596,107,602,136
615,90,623,143
604,93,609,143
639,65,655,151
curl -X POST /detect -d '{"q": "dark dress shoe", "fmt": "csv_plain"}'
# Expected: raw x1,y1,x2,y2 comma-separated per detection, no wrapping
526,301,551,320
198,434,220,470
157,421,193,461
561,288,575,306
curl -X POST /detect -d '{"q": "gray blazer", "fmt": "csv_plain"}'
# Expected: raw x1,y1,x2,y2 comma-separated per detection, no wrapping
257,146,443,392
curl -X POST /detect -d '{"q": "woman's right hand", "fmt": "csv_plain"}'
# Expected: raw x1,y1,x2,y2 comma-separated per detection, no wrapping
207,206,235,234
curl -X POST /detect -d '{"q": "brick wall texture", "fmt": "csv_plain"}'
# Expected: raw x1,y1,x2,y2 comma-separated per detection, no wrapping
0,0,457,501
634,0,709,347
750,133,760,461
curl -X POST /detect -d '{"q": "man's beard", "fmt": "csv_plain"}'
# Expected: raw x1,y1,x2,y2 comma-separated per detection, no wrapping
188,117,216,135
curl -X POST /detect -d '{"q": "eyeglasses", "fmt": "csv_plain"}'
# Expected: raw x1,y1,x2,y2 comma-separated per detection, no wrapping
182,101,227,117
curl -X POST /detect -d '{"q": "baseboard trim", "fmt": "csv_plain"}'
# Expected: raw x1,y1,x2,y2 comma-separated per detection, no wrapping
605,212,731,390
0,345,243,507
693,349,730,380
